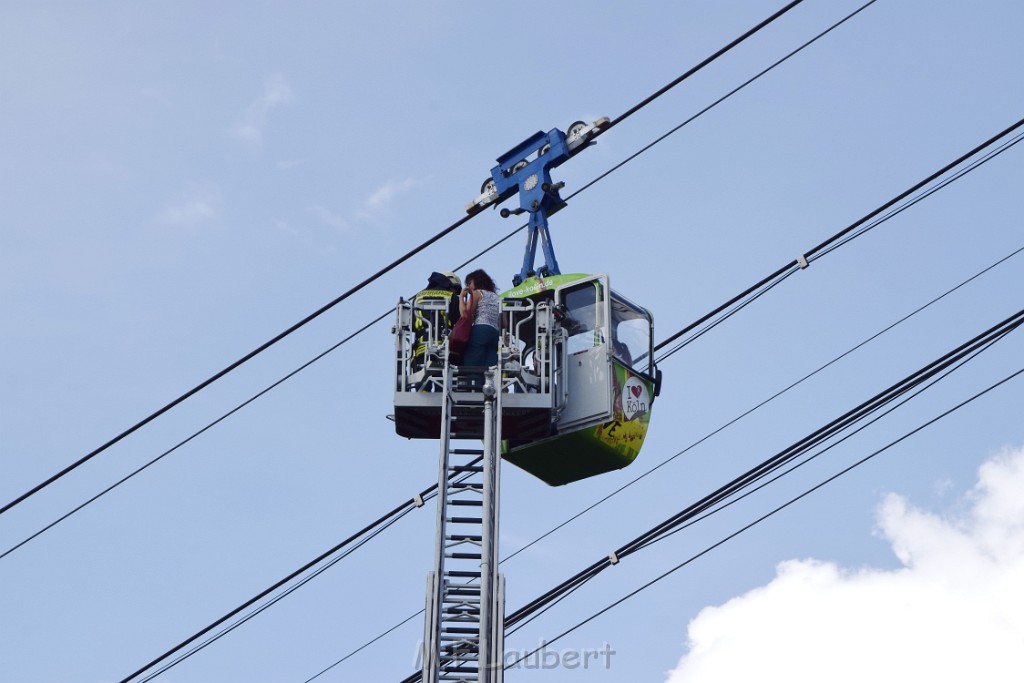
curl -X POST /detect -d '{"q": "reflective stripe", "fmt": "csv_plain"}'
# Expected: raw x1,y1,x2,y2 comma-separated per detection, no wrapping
413,289,454,358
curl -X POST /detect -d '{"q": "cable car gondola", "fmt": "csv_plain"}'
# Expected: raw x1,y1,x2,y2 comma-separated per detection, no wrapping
498,272,660,485
392,120,661,485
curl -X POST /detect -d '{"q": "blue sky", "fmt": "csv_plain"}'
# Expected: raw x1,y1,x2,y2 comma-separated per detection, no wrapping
2,2,1023,681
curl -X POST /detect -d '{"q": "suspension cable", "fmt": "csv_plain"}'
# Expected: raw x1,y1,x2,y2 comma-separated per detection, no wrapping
6,111,1015,561
1,0,808,520
3,0,844,551
116,460,481,683
654,117,1024,357
10,1,1018,678
603,0,806,132
25,243,1021,683
499,242,1024,564
0,218,473,516
503,366,1024,670
137,509,414,683
656,128,1024,362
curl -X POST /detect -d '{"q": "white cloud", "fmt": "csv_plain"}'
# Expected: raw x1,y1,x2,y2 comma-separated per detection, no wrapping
308,204,349,232
155,185,222,228
304,178,422,233
357,177,421,219
230,72,293,144
665,446,1024,683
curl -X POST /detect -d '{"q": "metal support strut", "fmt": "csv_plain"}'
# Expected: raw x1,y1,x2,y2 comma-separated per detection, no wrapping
423,363,504,683
463,117,609,286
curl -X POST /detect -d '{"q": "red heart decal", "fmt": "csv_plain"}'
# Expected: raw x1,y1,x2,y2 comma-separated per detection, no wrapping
631,385,642,398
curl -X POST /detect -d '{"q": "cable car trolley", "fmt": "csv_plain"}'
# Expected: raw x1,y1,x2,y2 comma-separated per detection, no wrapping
393,120,662,487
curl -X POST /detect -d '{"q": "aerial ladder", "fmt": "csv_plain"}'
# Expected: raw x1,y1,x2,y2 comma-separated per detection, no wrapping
422,359,505,683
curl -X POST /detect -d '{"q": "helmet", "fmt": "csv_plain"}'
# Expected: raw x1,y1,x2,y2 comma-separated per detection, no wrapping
427,271,450,289
443,271,461,289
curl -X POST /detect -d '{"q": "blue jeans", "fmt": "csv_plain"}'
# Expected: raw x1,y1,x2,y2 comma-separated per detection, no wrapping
462,324,499,367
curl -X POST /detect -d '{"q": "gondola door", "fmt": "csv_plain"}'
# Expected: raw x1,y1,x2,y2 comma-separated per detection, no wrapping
555,275,613,431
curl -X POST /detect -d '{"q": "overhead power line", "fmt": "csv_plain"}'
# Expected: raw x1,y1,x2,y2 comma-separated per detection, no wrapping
108,144,1019,679
2,0,831,556
654,118,1024,359
15,111,1024,678
603,0,806,132
303,243,1024,681
14,110,1024,680
0,313,391,561
656,128,1024,360
9,105,1018,562
503,362,1024,667
136,509,414,683
9,1,1018,679
116,460,480,683
505,366,1024,670
498,243,1024,563
221,241,1018,682
0,219,473,517
1,0,807,520
504,309,1024,632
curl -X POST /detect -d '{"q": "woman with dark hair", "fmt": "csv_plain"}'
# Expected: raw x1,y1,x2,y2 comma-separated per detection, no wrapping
459,269,501,367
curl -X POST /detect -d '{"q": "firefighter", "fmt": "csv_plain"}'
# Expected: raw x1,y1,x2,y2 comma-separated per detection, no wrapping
412,271,461,369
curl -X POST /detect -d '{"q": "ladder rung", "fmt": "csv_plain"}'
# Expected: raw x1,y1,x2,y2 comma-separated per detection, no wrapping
445,540,481,551
449,499,482,506
442,616,480,624
448,465,483,473
441,643,478,653
447,552,482,560
446,534,482,542
440,644,478,653
447,517,483,525
451,449,483,455
443,593,480,601
448,570,481,577
443,598,480,605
